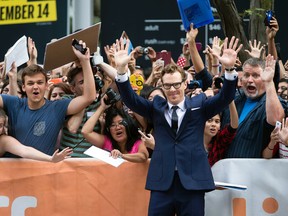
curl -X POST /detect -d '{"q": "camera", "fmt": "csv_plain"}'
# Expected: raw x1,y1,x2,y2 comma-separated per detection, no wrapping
188,80,202,89
94,76,104,91
264,10,274,28
72,39,87,54
104,88,121,105
90,51,103,68
138,47,149,55
214,77,224,89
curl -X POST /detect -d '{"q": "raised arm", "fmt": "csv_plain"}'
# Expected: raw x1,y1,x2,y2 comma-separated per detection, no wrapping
266,17,279,59
27,37,38,66
262,127,279,159
66,109,85,134
81,96,108,148
186,23,205,73
7,62,18,96
66,40,96,115
229,101,238,129
244,39,264,59
261,54,284,125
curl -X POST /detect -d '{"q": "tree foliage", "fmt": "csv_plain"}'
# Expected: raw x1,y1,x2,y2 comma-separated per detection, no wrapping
211,0,274,62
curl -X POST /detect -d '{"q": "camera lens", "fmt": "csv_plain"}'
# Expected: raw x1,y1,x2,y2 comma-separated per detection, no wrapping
143,48,149,54
214,77,224,89
104,88,121,105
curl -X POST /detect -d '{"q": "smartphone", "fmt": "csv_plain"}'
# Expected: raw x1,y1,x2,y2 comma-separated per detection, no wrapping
156,51,171,66
275,121,282,129
264,10,274,28
72,39,87,54
49,78,62,84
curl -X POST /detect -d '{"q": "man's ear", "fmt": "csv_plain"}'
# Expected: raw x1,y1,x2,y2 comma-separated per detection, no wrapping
70,85,76,94
22,84,26,92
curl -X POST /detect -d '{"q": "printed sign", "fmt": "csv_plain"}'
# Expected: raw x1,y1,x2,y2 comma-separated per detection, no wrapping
0,0,57,25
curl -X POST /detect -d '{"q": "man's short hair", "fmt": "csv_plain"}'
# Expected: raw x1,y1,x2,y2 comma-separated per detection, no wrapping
242,58,265,71
21,64,48,84
67,67,83,85
279,78,288,84
161,63,186,82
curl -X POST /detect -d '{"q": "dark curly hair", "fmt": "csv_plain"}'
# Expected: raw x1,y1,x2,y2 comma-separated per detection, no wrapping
104,107,141,152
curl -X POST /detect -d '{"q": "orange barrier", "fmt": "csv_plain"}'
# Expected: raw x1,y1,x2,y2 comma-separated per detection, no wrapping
0,158,150,216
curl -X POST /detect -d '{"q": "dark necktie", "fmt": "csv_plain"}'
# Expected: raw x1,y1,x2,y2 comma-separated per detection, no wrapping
171,106,179,134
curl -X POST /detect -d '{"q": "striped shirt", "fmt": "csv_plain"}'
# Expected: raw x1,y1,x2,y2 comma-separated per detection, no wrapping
60,97,101,157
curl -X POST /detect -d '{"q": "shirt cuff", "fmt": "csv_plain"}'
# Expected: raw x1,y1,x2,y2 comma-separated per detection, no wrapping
115,73,128,82
224,70,238,80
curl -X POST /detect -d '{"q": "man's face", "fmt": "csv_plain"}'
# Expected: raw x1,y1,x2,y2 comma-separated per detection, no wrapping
277,82,288,95
241,64,265,99
162,71,186,105
22,73,48,104
71,72,84,96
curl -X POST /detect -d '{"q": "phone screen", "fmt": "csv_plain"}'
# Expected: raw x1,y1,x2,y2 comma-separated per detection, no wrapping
156,51,171,66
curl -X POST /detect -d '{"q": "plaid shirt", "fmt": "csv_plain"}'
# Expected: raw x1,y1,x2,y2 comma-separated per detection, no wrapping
208,125,237,166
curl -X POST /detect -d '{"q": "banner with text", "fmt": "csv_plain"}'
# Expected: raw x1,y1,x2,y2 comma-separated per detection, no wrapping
0,0,57,25
206,159,288,216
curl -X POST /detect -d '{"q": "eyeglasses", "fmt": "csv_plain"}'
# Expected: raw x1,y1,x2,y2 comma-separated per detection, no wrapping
109,120,126,129
162,81,183,90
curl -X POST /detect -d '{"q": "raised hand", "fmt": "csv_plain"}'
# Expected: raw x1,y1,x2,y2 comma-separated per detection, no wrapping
208,36,243,69
27,37,38,65
186,23,198,43
7,62,17,78
278,117,288,145
72,39,90,63
266,17,279,40
261,54,276,83
211,36,223,57
146,46,157,62
51,147,73,163
113,38,135,73
104,45,116,67
245,39,264,58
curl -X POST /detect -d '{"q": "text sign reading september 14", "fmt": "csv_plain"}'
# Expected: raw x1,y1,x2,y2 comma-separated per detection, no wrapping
0,0,57,25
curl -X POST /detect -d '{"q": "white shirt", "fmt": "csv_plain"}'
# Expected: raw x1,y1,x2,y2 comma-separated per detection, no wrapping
165,100,186,132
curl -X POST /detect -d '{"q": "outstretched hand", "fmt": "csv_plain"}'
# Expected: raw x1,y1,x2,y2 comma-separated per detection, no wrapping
245,39,264,58
51,147,73,163
261,54,276,83
113,38,135,73
279,118,288,145
266,17,279,40
27,37,38,65
186,23,198,43
208,36,243,69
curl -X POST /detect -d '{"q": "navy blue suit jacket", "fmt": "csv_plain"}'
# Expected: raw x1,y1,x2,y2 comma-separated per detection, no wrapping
116,77,237,192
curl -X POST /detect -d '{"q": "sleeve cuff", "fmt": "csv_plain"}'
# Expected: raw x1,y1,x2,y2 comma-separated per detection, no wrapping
224,70,238,80
115,73,129,82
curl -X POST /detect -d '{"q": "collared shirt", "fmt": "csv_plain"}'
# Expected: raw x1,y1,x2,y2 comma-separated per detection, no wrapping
165,100,186,131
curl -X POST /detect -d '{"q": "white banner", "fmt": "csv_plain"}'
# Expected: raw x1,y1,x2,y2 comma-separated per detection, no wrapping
206,159,288,216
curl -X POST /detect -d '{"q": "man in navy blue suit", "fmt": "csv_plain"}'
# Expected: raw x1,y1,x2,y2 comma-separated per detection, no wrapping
114,28,242,215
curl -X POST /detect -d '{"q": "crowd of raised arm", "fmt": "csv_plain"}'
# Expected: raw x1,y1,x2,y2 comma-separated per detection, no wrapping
0,14,287,166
